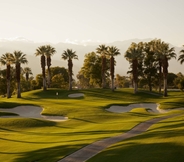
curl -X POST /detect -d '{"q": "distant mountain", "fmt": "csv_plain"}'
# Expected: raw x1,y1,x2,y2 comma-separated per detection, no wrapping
0,37,183,78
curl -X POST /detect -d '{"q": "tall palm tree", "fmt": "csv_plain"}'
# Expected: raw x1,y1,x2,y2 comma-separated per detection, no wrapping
23,67,33,81
0,53,13,98
143,41,157,92
61,49,78,90
96,44,108,88
45,45,56,88
35,45,47,91
159,42,176,97
124,42,144,94
11,51,28,98
153,39,163,93
107,46,121,91
178,45,184,64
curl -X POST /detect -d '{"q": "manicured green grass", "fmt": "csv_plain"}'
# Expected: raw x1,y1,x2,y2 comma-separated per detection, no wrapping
0,88,184,162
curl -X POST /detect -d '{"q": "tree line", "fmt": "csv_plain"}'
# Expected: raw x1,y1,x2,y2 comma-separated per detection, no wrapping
77,39,184,96
1,38,184,98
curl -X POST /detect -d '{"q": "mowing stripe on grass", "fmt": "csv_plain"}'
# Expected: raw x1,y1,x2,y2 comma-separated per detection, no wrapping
58,114,182,162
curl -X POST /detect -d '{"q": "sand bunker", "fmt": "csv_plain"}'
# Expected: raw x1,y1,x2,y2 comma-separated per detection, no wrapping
0,106,68,122
68,93,84,98
106,103,183,113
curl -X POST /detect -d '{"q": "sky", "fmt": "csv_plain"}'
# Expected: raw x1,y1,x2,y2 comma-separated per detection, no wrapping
0,0,184,46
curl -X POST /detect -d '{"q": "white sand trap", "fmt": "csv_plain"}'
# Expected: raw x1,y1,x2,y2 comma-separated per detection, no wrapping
0,106,68,122
68,93,84,98
106,103,170,113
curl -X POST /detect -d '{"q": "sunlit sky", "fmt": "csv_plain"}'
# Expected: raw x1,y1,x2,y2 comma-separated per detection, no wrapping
0,0,184,46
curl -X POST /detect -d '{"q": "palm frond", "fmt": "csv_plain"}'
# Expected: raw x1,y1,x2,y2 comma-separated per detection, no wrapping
61,49,78,60
178,54,184,64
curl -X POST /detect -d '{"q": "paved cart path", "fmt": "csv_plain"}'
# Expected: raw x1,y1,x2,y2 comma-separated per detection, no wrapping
58,114,181,162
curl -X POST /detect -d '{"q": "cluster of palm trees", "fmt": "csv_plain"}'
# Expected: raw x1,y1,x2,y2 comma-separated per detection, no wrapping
0,51,28,98
0,45,78,98
124,39,179,96
35,45,78,91
35,45,56,91
96,45,120,91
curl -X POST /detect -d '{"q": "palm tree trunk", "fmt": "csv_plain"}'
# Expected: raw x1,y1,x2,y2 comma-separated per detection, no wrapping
102,56,106,88
17,81,21,98
42,65,47,91
47,57,51,88
163,57,168,97
6,64,11,98
41,55,47,91
68,59,73,91
110,56,115,91
43,68,47,91
163,76,167,97
47,67,51,88
16,63,21,98
133,59,138,94
7,79,11,98
158,60,162,93
69,74,72,91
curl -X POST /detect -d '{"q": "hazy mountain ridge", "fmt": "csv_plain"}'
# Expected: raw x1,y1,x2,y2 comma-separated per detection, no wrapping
0,38,183,78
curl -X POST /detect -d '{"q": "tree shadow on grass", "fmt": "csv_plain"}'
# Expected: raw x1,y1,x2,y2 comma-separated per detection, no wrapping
1,144,86,162
88,142,184,162
148,119,184,131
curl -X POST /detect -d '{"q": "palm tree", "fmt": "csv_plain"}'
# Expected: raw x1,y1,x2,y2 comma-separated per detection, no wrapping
11,51,28,98
23,67,33,81
45,45,56,88
61,49,78,90
158,42,176,97
178,45,184,64
0,53,13,98
107,46,121,91
153,39,164,93
124,42,144,94
35,45,47,91
143,41,157,92
96,44,108,88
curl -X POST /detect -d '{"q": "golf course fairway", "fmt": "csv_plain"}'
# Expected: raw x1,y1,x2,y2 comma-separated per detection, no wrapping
0,88,184,162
